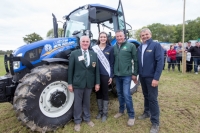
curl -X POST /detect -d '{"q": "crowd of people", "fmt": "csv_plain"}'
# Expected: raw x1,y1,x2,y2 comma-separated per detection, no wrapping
162,41,200,74
67,28,163,133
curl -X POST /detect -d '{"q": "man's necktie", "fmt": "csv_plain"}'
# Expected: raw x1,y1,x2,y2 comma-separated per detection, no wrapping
84,50,88,67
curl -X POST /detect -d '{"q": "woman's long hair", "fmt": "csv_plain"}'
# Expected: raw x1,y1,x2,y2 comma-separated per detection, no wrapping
96,31,111,45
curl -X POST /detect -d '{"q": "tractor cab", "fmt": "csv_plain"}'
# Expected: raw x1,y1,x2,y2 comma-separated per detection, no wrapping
53,0,131,46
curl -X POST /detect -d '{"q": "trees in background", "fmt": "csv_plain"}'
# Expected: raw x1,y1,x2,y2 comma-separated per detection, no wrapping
23,32,43,44
0,50,13,55
134,17,200,43
46,28,63,38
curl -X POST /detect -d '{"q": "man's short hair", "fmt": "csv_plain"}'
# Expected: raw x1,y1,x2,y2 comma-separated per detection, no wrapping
140,28,152,35
115,30,124,34
80,36,90,42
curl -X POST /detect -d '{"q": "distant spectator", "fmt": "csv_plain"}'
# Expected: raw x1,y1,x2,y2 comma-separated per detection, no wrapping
162,45,167,70
176,42,185,72
173,43,177,50
188,41,200,74
185,41,193,72
167,45,176,71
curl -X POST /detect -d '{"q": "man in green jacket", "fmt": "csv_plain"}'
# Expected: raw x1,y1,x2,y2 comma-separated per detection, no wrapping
113,30,138,126
68,36,100,132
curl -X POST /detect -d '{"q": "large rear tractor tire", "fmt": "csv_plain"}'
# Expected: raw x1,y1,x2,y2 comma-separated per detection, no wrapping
13,64,74,132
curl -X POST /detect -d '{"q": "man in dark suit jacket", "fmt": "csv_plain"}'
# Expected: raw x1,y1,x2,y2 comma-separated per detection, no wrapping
68,36,100,132
137,28,163,133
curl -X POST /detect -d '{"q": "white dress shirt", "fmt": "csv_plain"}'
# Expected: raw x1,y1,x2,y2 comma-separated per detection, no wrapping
141,44,147,66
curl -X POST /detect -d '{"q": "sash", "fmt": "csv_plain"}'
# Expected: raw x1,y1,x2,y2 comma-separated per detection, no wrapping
92,45,110,77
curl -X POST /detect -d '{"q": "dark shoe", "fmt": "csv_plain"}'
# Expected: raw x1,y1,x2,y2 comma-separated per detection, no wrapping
138,113,150,120
102,100,109,122
96,99,103,119
150,124,159,133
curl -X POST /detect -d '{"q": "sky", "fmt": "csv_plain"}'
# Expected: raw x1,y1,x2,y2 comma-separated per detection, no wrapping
0,0,200,50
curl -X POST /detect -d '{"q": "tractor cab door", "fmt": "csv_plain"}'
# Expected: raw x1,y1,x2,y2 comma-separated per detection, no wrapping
117,0,127,38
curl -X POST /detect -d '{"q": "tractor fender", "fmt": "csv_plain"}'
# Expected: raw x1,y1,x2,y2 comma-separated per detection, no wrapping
42,58,68,64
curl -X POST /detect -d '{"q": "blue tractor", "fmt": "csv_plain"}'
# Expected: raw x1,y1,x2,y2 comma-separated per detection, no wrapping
0,0,140,132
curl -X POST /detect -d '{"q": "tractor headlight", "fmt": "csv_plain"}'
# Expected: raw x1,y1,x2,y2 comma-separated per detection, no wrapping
13,53,22,70
13,61,20,70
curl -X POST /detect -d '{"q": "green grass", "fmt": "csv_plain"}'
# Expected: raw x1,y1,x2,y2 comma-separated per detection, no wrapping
0,56,200,133
0,55,6,75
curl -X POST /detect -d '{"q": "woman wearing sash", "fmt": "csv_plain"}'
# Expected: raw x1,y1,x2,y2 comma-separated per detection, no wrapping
92,32,114,122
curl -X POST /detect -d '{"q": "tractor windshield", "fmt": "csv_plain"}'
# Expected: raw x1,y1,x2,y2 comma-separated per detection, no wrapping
65,8,89,37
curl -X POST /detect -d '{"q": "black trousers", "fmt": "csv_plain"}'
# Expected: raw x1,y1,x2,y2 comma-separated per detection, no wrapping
176,57,182,71
139,76,160,125
186,58,193,72
96,74,109,100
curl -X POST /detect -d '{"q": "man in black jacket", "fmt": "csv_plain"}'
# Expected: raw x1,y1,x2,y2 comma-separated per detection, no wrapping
137,28,163,133
188,41,200,74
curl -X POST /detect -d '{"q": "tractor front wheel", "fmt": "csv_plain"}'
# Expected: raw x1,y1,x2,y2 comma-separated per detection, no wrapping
13,64,74,132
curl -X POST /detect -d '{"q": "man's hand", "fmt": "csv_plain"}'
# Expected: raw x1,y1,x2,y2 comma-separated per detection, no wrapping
108,78,112,85
68,85,73,92
95,84,100,92
151,79,159,87
132,75,138,84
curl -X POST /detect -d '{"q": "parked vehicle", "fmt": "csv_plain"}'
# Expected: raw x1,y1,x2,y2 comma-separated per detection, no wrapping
0,0,140,132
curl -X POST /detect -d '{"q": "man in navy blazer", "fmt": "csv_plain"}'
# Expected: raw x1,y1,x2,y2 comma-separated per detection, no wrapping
137,28,163,133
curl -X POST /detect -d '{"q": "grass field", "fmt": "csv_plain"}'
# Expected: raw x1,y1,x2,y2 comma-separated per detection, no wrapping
0,55,200,133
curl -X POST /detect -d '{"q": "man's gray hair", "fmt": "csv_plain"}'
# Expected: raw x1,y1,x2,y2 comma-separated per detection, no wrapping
115,30,125,34
80,35,90,42
140,28,152,35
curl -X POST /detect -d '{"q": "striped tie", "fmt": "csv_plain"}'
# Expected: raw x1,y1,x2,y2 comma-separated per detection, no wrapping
84,50,88,67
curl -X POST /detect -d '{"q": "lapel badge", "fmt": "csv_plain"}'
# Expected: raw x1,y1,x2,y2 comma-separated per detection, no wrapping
146,50,152,52
92,62,96,67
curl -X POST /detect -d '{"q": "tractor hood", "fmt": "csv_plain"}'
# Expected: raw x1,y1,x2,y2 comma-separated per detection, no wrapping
12,37,78,73
13,37,78,57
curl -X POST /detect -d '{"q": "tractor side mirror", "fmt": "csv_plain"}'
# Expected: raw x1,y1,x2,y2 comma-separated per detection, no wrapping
125,30,130,39
89,7,96,20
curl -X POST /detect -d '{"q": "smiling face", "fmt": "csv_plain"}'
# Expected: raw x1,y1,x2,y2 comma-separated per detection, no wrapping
140,30,152,43
80,36,90,50
99,33,107,44
116,31,125,44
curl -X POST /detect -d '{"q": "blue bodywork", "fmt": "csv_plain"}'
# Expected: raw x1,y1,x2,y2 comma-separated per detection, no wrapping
13,37,78,72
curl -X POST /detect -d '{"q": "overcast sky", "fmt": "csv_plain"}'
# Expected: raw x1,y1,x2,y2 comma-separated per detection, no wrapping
0,0,200,50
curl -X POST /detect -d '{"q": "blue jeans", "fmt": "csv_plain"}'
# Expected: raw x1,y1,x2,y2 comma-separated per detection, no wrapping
193,57,200,72
139,77,160,125
115,76,135,118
